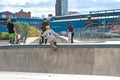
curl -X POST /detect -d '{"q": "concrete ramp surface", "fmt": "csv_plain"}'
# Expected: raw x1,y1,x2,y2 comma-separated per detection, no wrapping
24,36,69,44
25,37,39,44
24,36,80,45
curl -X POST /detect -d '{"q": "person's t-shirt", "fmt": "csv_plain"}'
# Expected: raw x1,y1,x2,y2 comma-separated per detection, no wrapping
68,26,74,32
7,23,15,33
42,29,58,41
41,22,49,32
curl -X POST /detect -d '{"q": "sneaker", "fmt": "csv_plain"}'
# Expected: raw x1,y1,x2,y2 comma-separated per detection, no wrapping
8,40,12,43
54,48,58,51
11,41,14,44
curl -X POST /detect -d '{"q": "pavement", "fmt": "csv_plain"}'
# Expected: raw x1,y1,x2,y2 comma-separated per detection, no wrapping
1,36,120,46
1,39,120,48
0,40,9,46
0,72,120,80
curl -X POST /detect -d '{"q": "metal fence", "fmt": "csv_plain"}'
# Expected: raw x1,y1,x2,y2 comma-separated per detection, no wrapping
74,26,120,41
59,26,120,41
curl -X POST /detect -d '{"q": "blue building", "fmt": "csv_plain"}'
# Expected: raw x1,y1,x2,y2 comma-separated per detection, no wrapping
0,17,43,32
0,11,16,32
16,18,43,28
0,9,120,33
0,11,16,18
50,9,120,32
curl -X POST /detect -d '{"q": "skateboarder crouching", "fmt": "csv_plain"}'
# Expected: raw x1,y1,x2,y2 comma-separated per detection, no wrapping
42,25,59,50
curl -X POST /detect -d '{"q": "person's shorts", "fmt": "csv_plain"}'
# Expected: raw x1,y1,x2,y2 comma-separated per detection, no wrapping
9,33,15,39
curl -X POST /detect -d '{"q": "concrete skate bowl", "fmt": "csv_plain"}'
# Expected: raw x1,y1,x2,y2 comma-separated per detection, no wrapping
56,36,68,43
0,44,120,77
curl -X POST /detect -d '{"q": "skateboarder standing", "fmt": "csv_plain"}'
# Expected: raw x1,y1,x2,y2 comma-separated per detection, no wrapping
41,18,49,44
7,18,16,44
68,23,74,43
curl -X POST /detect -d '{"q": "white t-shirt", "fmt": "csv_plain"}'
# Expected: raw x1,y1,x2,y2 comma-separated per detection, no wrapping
42,29,58,41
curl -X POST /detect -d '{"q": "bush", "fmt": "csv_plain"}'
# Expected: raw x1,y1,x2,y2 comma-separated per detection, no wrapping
1,32,9,40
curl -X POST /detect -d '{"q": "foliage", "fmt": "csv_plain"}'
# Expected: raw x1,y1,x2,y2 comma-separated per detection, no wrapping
0,32,9,40
0,33,2,39
0,22,41,40
13,22,30,38
29,26,40,37
21,22,30,39
13,22,22,34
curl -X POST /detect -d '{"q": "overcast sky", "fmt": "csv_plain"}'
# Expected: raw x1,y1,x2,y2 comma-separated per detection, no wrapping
0,0,120,17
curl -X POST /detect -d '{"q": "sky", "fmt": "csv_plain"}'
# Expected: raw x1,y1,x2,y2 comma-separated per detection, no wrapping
0,0,120,17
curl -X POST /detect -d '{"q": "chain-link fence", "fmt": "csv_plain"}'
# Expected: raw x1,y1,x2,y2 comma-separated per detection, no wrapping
74,26,120,41
59,26,120,41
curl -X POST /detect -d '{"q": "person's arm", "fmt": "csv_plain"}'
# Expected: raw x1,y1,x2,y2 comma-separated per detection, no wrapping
14,27,16,33
52,30,59,38
13,24,17,35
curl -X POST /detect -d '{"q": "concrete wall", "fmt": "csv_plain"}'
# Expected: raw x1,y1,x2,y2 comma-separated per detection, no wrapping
93,48,120,76
0,45,120,76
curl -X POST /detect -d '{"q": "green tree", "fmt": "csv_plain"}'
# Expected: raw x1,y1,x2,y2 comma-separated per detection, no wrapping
13,22,22,34
0,33,2,39
21,22,30,40
29,26,40,37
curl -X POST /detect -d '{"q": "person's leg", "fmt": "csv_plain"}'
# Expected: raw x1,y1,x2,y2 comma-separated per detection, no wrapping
15,34,18,44
9,34,12,43
71,33,74,43
68,32,71,43
17,39,20,44
9,33,15,44
11,33,15,44
50,39,57,50
45,36,47,44
41,36,44,43
41,30,45,44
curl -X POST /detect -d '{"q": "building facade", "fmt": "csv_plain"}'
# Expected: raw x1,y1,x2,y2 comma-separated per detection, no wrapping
55,0,61,16
16,9,31,18
55,0,68,16
0,11,15,18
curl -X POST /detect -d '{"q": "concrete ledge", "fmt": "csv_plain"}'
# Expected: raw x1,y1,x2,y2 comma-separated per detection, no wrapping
0,44,120,49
